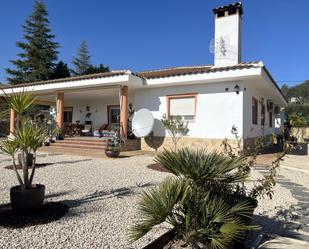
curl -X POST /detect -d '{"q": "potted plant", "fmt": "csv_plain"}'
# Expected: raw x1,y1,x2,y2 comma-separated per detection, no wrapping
56,126,64,140
105,133,121,158
0,90,48,212
44,110,58,144
43,140,50,146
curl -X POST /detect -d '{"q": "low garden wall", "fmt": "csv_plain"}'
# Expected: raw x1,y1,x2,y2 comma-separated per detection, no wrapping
121,138,141,151
141,136,239,152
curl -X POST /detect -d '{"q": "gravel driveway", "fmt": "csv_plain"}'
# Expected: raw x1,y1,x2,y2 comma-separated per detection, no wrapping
0,151,308,248
0,152,169,249
252,163,309,244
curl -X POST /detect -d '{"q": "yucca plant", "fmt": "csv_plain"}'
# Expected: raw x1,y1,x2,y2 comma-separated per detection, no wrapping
1,118,47,189
0,89,36,127
0,90,48,191
130,148,257,249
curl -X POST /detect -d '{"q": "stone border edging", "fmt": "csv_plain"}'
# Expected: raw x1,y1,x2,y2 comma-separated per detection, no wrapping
142,229,175,249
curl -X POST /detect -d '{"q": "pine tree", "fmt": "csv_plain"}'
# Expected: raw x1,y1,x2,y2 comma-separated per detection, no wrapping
84,64,109,74
51,61,70,79
6,0,59,85
72,40,91,75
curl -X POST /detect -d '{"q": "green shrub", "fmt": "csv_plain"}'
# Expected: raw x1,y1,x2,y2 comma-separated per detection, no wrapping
0,90,48,190
161,114,189,150
130,148,256,248
285,103,309,126
287,113,306,127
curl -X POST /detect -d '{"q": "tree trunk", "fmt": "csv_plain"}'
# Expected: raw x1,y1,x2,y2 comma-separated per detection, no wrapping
22,151,29,189
12,157,24,187
29,152,36,185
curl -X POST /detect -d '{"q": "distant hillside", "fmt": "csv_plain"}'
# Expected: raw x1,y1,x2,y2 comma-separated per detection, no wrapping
281,80,309,102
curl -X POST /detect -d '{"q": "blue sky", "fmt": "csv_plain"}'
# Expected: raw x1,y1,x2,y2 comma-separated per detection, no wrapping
1,0,308,86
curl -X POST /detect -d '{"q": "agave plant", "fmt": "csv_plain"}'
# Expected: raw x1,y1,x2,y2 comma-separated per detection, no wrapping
0,90,48,190
130,148,257,249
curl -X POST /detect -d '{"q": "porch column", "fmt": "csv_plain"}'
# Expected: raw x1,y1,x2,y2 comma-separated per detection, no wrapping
56,92,64,129
9,109,16,134
120,85,128,138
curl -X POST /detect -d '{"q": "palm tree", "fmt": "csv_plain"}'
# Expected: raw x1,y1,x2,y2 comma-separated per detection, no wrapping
0,90,48,190
130,148,257,249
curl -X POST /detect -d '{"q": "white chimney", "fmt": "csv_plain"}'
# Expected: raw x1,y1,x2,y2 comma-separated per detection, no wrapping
213,3,243,66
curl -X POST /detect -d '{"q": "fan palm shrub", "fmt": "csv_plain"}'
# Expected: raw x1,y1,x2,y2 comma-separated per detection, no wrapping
0,90,48,211
130,148,257,249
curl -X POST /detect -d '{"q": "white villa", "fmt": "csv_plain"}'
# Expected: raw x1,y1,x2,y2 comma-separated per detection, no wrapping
0,3,287,151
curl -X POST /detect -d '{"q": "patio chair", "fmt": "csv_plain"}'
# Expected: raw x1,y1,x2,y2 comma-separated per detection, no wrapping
81,121,93,136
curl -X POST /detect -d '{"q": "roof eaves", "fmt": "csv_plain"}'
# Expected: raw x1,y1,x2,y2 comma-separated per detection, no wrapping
138,65,213,74
139,62,262,79
262,66,288,104
0,70,131,89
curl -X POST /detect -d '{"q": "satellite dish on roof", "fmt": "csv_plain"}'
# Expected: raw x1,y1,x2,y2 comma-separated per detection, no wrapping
132,109,154,137
209,36,236,60
209,38,215,53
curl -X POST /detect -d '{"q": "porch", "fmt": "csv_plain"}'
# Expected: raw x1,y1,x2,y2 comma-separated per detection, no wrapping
6,82,142,152
46,136,141,153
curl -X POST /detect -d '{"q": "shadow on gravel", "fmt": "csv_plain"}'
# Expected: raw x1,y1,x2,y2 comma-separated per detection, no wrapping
63,182,156,211
147,163,171,173
55,158,93,165
0,202,69,229
4,159,93,169
252,168,309,244
5,163,54,170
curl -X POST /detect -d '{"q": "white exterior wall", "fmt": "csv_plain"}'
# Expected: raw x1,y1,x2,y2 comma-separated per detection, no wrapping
64,96,134,129
64,98,118,129
134,82,243,139
243,85,277,138
214,13,242,66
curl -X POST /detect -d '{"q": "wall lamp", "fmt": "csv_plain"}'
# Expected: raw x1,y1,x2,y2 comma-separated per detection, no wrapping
234,84,240,94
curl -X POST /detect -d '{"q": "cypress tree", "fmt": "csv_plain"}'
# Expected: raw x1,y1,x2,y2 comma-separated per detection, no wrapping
6,0,59,84
72,40,91,75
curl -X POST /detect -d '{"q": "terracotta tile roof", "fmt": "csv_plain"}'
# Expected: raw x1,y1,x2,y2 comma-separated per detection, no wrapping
0,70,131,89
0,62,262,88
137,62,260,79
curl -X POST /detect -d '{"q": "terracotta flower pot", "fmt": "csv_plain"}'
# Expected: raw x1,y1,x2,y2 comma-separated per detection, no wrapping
10,184,45,213
56,135,64,140
105,150,120,158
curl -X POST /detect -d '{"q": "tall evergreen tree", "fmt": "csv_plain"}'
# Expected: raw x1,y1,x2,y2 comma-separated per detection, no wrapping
6,0,59,85
84,64,109,74
51,61,70,79
72,40,91,75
